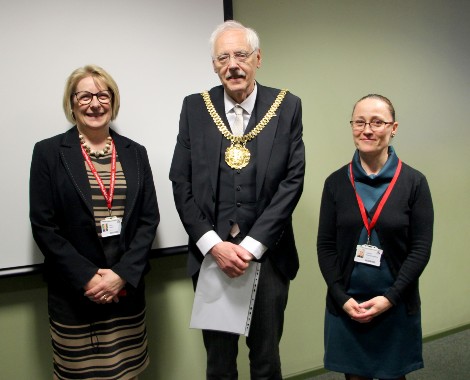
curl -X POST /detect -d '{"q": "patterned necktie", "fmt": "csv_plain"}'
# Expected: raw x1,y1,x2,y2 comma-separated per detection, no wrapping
232,105,244,136
230,105,244,238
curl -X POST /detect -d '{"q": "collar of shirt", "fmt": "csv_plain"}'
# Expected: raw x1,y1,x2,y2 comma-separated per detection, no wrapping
224,83,257,128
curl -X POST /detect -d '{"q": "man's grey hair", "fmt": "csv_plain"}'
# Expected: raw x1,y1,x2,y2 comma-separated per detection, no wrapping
209,20,260,58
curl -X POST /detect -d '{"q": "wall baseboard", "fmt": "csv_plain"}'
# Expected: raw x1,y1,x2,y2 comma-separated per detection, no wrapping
422,323,470,343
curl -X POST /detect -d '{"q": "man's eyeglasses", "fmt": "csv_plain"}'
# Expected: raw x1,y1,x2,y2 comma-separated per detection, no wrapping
350,119,394,131
75,90,112,105
214,50,256,66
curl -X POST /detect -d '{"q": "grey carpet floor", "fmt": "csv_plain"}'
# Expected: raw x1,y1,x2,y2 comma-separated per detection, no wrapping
310,328,469,380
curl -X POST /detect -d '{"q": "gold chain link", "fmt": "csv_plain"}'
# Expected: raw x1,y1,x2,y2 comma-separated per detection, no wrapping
201,89,288,144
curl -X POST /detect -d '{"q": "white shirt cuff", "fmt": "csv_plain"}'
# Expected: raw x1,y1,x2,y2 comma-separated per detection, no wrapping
240,236,267,260
196,230,223,256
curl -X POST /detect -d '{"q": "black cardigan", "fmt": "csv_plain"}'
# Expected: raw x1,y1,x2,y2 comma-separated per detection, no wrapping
317,161,433,315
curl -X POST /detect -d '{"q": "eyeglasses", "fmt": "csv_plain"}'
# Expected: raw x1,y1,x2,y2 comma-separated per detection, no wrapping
350,119,394,131
75,90,112,105
214,50,256,66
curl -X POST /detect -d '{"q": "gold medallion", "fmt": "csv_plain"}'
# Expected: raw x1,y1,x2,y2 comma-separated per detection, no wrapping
225,143,251,169
201,89,288,170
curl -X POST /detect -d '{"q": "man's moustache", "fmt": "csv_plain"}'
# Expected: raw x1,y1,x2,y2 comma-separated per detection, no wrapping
226,72,246,80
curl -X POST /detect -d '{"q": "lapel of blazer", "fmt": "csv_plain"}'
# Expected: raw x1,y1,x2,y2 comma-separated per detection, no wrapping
254,84,279,199
60,126,94,216
111,130,138,225
206,86,224,196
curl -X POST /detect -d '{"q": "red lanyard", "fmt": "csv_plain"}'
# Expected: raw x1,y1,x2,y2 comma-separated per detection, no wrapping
81,141,116,214
349,159,402,244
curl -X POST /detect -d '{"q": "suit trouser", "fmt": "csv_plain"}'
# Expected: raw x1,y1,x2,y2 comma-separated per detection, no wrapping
200,256,290,380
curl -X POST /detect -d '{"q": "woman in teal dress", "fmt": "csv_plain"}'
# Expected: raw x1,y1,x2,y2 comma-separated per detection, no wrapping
317,94,434,380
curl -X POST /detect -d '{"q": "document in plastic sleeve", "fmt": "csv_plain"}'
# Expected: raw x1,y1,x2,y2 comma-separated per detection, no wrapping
190,254,261,336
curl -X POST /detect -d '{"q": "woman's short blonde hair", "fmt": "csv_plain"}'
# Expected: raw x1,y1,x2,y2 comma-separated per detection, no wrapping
63,64,120,124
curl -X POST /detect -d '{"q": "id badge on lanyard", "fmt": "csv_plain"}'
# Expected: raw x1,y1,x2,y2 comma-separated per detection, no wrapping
354,244,383,266
101,216,122,237
349,159,402,267
81,140,122,238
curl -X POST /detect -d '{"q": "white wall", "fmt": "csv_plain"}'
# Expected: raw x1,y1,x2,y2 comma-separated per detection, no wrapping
0,0,223,274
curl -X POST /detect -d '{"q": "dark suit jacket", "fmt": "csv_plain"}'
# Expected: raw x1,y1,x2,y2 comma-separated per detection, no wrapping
30,126,159,292
169,83,305,280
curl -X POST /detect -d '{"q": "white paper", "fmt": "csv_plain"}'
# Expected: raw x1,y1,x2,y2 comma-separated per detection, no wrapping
190,255,261,336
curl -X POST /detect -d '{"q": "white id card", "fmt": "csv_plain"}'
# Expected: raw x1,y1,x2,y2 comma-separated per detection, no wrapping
354,244,383,267
101,216,122,237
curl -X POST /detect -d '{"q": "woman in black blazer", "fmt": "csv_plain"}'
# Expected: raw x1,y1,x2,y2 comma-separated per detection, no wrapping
317,94,433,380
30,65,159,380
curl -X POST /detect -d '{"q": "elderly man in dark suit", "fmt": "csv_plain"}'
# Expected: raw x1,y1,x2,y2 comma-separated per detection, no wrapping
170,20,305,380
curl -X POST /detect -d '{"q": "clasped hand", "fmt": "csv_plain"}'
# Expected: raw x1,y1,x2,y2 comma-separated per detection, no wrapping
343,296,392,323
210,241,254,278
84,269,126,304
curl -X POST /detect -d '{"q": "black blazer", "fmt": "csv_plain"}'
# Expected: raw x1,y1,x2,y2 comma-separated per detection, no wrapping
170,83,305,280
30,126,159,291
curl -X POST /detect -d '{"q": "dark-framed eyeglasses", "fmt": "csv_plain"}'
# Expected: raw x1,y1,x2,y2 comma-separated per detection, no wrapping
214,50,256,66
74,90,112,105
350,119,394,131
